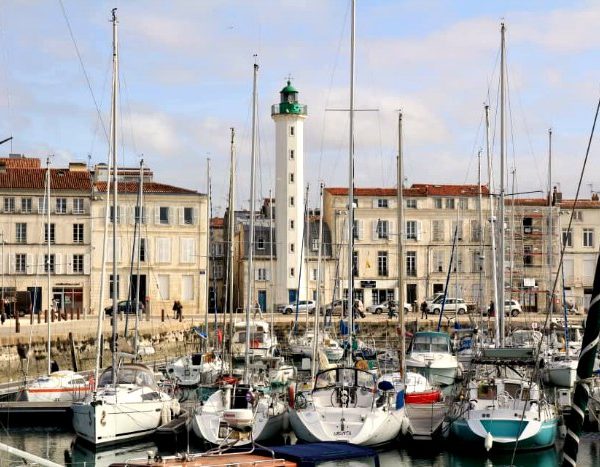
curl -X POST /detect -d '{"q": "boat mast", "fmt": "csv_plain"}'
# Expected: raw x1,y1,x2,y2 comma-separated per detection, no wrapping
133,159,144,357
477,150,484,319
269,189,275,345
312,183,324,378
396,111,405,378
110,7,119,384
548,129,554,318
226,128,236,369
205,158,211,350
346,0,356,367
45,157,51,375
244,59,259,384
485,104,500,346
498,23,506,346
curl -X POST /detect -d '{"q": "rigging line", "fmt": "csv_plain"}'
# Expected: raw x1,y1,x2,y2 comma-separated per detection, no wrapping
0,6,13,136
317,0,350,182
461,109,486,186
57,0,109,143
88,58,112,161
120,71,140,161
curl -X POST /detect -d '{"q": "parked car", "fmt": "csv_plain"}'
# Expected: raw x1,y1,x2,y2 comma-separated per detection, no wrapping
483,299,522,317
104,300,145,316
315,299,349,316
425,293,445,311
281,300,316,315
428,297,468,315
366,300,412,315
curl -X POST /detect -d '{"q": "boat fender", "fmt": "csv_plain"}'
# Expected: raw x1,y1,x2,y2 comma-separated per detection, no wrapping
484,432,493,451
288,385,295,408
160,403,171,425
559,423,567,439
401,416,411,435
171,399,181,417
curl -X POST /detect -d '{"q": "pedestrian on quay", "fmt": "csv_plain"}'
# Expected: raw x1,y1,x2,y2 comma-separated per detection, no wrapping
173,300,183,320
420,300,428,319
253,300,263,320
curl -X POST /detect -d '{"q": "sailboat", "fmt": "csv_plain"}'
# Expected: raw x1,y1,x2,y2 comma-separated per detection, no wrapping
288,1,407,446
20,158,92,403
71,9,176,446
191,60,286,447
446,23,558,452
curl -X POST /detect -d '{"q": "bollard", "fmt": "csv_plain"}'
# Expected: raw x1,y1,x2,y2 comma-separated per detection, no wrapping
58,309,61,322
30,312,33,324
77,308,80,320
37,311,41,324
44,309,48,323
15,319,20,333
70,308,74,320
179,312,182,323
161,309,165,322
51,310,55,323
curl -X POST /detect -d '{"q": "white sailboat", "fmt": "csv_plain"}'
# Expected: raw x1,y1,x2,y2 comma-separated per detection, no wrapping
289,1,407,446
192,59,286,447
21,158,92,403
71,9,176,446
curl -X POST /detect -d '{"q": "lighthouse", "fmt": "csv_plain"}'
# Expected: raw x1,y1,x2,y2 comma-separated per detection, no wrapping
272,81,307,305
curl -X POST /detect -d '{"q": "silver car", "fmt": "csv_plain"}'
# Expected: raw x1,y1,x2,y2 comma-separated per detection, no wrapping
366,300,411,315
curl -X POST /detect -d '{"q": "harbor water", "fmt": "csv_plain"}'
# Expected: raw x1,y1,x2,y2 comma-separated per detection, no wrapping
1,427,599,466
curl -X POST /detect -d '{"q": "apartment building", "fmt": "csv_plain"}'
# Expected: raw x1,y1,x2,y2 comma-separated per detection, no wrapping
0,155,93,314
90,164,208,317
209,217,226,313
323,184,494,310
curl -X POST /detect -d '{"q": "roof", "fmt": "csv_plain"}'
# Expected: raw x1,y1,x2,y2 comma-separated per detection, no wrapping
509,198,600,209
94,181,198,195
0,168,92,191
280,80,298,94
325,184,489,197
211,217,224,228
0,157,41,168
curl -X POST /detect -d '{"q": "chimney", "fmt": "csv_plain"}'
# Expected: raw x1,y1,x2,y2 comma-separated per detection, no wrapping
592,192,599,202
552,186,562,205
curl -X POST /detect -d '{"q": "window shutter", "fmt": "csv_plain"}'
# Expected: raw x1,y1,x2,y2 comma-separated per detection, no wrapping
115,238,121,262
9,254,15,274
267,268,272,281
84,254,90,274
179,207,185,225
129,206,135,225
27,253,34,274
372,220,378,240
389,221,395,238
37,254,44,274
55,254,63,274
67,255,73,274
372,199,378,208
193,207,199,225
416,221,422,241
358,220,363,240
156,239,162,263
254,269,260,281
154,206,161,224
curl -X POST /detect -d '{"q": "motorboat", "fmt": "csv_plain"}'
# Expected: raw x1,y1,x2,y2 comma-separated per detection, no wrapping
543,353,578,387
20,370,92,403
231,320,278,361
72,363,178,446
289,367,408,446
405,331,461,386
165,351,228,387
288,331,344,363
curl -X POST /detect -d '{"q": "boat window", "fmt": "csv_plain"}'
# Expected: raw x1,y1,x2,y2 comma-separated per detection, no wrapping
504,382,521,398
315,370,337,389
356,371,375,390
478,384,496,400
412,338,430,352
431,336,450,352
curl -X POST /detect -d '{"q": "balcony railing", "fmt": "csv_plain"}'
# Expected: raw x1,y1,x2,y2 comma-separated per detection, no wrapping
271,103,308,116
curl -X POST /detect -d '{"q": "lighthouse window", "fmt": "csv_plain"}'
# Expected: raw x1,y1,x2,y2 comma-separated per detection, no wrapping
289,173,294,183
290,149,294,160
290,126,295,136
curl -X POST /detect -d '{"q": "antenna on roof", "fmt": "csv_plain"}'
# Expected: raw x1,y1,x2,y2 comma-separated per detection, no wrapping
0,136,13,147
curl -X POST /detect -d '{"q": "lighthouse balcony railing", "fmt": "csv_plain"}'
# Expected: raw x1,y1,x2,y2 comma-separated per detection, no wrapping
271,103,308,116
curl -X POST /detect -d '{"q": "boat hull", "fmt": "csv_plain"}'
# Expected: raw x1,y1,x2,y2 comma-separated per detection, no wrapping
405,364,458,387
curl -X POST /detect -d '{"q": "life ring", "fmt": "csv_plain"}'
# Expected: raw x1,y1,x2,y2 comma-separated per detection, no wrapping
288,385,295,408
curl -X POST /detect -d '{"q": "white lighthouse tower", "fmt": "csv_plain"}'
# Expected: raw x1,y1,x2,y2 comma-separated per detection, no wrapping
272,81,307,305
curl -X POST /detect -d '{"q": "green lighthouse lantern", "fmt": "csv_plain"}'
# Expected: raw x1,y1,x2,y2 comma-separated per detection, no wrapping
279,80,302,114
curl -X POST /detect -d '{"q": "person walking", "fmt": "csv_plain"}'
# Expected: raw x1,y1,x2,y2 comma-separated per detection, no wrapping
253,300,263,320
173,300,183,320
488,300,495,318
420,300,428,319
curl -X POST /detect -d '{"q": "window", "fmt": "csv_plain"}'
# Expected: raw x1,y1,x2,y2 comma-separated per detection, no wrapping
110,206,120,224
377,199,388,208
213,263,224,279
135,206,147,224
290,149,295,160
159,207,170,224
140,238,147,262
109,274,120,298
16,223,27,244
21,198,32,213
72,254,84,273
311,238,319,251
182,276,194,300
310,268,318,281
73,198,85,214
289,173,294,183
445,198,455,209
434,198,442,209
180,238,195,263
4,197,14,213
471,250,482,273
376,220,389,239
212,242,225,257
44,254,55,273
73,224,84,244
406,199,417,209
257,237,265,250
290,243,295,253
562,229,572,247
406,251,417,276
524,245,533,266
157,275,169,300
290,126,295,136
432,220,444,242
459,198,468,210
523,217,533,234
15,254,26,273
406,221,417,240
471,220,481,242
257,268,267,281
433,250,445,273
183,207,194,225
290,267,295,277
377,251,388,277
44,223,55,244
353,219,360,240
55,198,67,214
290,219,294,229
290,196,294,207
451,220,463,240
38,197,48,214
156,238,172,263
583,228,594,247
353,251,359,277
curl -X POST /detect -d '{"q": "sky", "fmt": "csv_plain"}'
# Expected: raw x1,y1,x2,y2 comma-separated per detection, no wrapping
1,0,599,215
